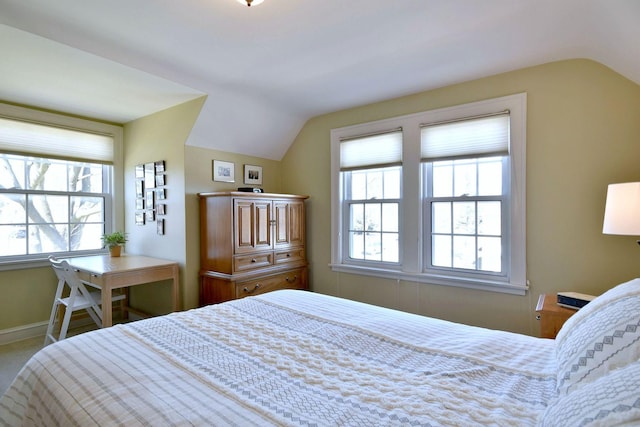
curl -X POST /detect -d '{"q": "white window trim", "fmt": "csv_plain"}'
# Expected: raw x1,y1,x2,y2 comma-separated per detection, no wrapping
330,93,527,295
0,103,124,271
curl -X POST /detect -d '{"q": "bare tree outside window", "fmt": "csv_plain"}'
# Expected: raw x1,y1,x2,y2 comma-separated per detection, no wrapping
0,154,107,257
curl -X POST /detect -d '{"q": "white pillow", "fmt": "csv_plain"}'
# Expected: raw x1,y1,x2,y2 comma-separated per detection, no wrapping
554,278,640,395
539,360,640,426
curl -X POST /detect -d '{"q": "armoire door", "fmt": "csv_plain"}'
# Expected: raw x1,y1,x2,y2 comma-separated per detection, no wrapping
274,199,305,249
234,199,272,253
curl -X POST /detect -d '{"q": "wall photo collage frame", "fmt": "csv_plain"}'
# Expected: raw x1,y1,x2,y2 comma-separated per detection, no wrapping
135,160,167,235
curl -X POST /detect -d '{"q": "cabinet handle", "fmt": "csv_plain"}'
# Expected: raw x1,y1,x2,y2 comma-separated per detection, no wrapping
285,275,297,283
243,284,261,294
251,258,257,263
535,315,541,321
286,253,291,258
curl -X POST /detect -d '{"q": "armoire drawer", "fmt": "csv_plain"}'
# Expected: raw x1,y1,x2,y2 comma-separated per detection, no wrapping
235,268,306,298
233,253,273,272
274,248,305,265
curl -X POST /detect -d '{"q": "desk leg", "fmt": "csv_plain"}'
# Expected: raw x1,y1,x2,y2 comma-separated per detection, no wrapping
172,265,180,312
101,286,113,327
122,288,129,321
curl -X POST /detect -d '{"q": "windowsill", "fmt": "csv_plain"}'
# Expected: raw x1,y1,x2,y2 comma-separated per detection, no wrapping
0,250,109,272
329,263,529,295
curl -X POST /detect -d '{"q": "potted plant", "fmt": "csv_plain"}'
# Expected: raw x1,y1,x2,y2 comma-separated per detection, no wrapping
101,231,128,257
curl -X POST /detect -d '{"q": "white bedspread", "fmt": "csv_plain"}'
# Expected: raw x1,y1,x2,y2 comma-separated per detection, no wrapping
0,290,557,426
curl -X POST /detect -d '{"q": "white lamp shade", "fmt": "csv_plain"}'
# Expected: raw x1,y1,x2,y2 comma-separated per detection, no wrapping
603,182,640,235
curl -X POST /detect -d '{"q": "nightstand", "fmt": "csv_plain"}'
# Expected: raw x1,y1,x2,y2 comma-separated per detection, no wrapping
536,294,576,339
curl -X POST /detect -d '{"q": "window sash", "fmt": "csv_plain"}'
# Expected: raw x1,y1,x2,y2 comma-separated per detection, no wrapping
341,166,402,266
0,154,112,259
424,155,510,278
344,200,401,264
425,196,508,276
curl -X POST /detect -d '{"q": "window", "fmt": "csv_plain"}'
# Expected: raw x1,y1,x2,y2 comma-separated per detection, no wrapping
423,113,510,281
0,153,110,256
340,130,402,266
426,157,506,273
331,94,527,295
344,166,402,263
0,103,123,268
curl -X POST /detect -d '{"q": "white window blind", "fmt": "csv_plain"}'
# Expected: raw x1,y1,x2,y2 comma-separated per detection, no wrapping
0,116,114,163
421,113,509,161
340,129,402,171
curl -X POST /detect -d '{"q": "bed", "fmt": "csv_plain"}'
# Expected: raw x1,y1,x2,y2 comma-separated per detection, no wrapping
1,280,639,426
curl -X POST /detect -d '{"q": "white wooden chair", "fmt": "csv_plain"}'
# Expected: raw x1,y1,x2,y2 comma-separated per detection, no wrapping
44,256,125,345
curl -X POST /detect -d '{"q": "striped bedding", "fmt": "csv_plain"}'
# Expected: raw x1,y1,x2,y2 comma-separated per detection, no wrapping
0,289,557,426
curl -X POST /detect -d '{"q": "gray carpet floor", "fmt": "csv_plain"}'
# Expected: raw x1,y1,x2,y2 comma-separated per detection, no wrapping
0,324,101,396
0,335,44,396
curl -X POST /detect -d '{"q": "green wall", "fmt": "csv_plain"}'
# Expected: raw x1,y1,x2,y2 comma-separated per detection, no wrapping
0,267,55,331
122,96,206,315
281,59,640,335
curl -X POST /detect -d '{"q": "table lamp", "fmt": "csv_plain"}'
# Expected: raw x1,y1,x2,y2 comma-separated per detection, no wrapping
603,182,640,244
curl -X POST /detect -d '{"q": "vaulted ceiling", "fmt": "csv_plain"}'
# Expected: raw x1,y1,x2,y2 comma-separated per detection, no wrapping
1,0,639,160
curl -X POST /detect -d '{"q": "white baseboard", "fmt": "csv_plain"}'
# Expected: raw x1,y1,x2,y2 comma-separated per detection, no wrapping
0,321,48,346
0,318,98,346
0,313,145,346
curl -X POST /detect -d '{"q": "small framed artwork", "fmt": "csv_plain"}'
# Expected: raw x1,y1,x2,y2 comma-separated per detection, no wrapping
156,188,166,200
157,203,166,216
213,160,235,182
144,162,155,189
155,173,165,187
135,164,144,179
157,218,165,235
146,209,155,222
244,164,263,185
146,190,155,210
135,179,144,198
155,160,165,173
135,198,144,210
135,211,145,226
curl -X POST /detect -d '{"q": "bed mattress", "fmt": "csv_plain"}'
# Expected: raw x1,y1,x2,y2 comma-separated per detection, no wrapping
0,289,557,426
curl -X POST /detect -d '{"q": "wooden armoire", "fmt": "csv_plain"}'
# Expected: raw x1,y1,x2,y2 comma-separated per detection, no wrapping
198,191,309,305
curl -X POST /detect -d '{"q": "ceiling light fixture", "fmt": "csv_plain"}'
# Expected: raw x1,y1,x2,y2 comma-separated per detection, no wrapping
237,0,264,6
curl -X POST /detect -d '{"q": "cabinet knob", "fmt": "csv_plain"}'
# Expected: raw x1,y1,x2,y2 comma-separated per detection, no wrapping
286,253,291,258
285,275,297,283
251,258,257,263
243,284,261,294
535,315,541,321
